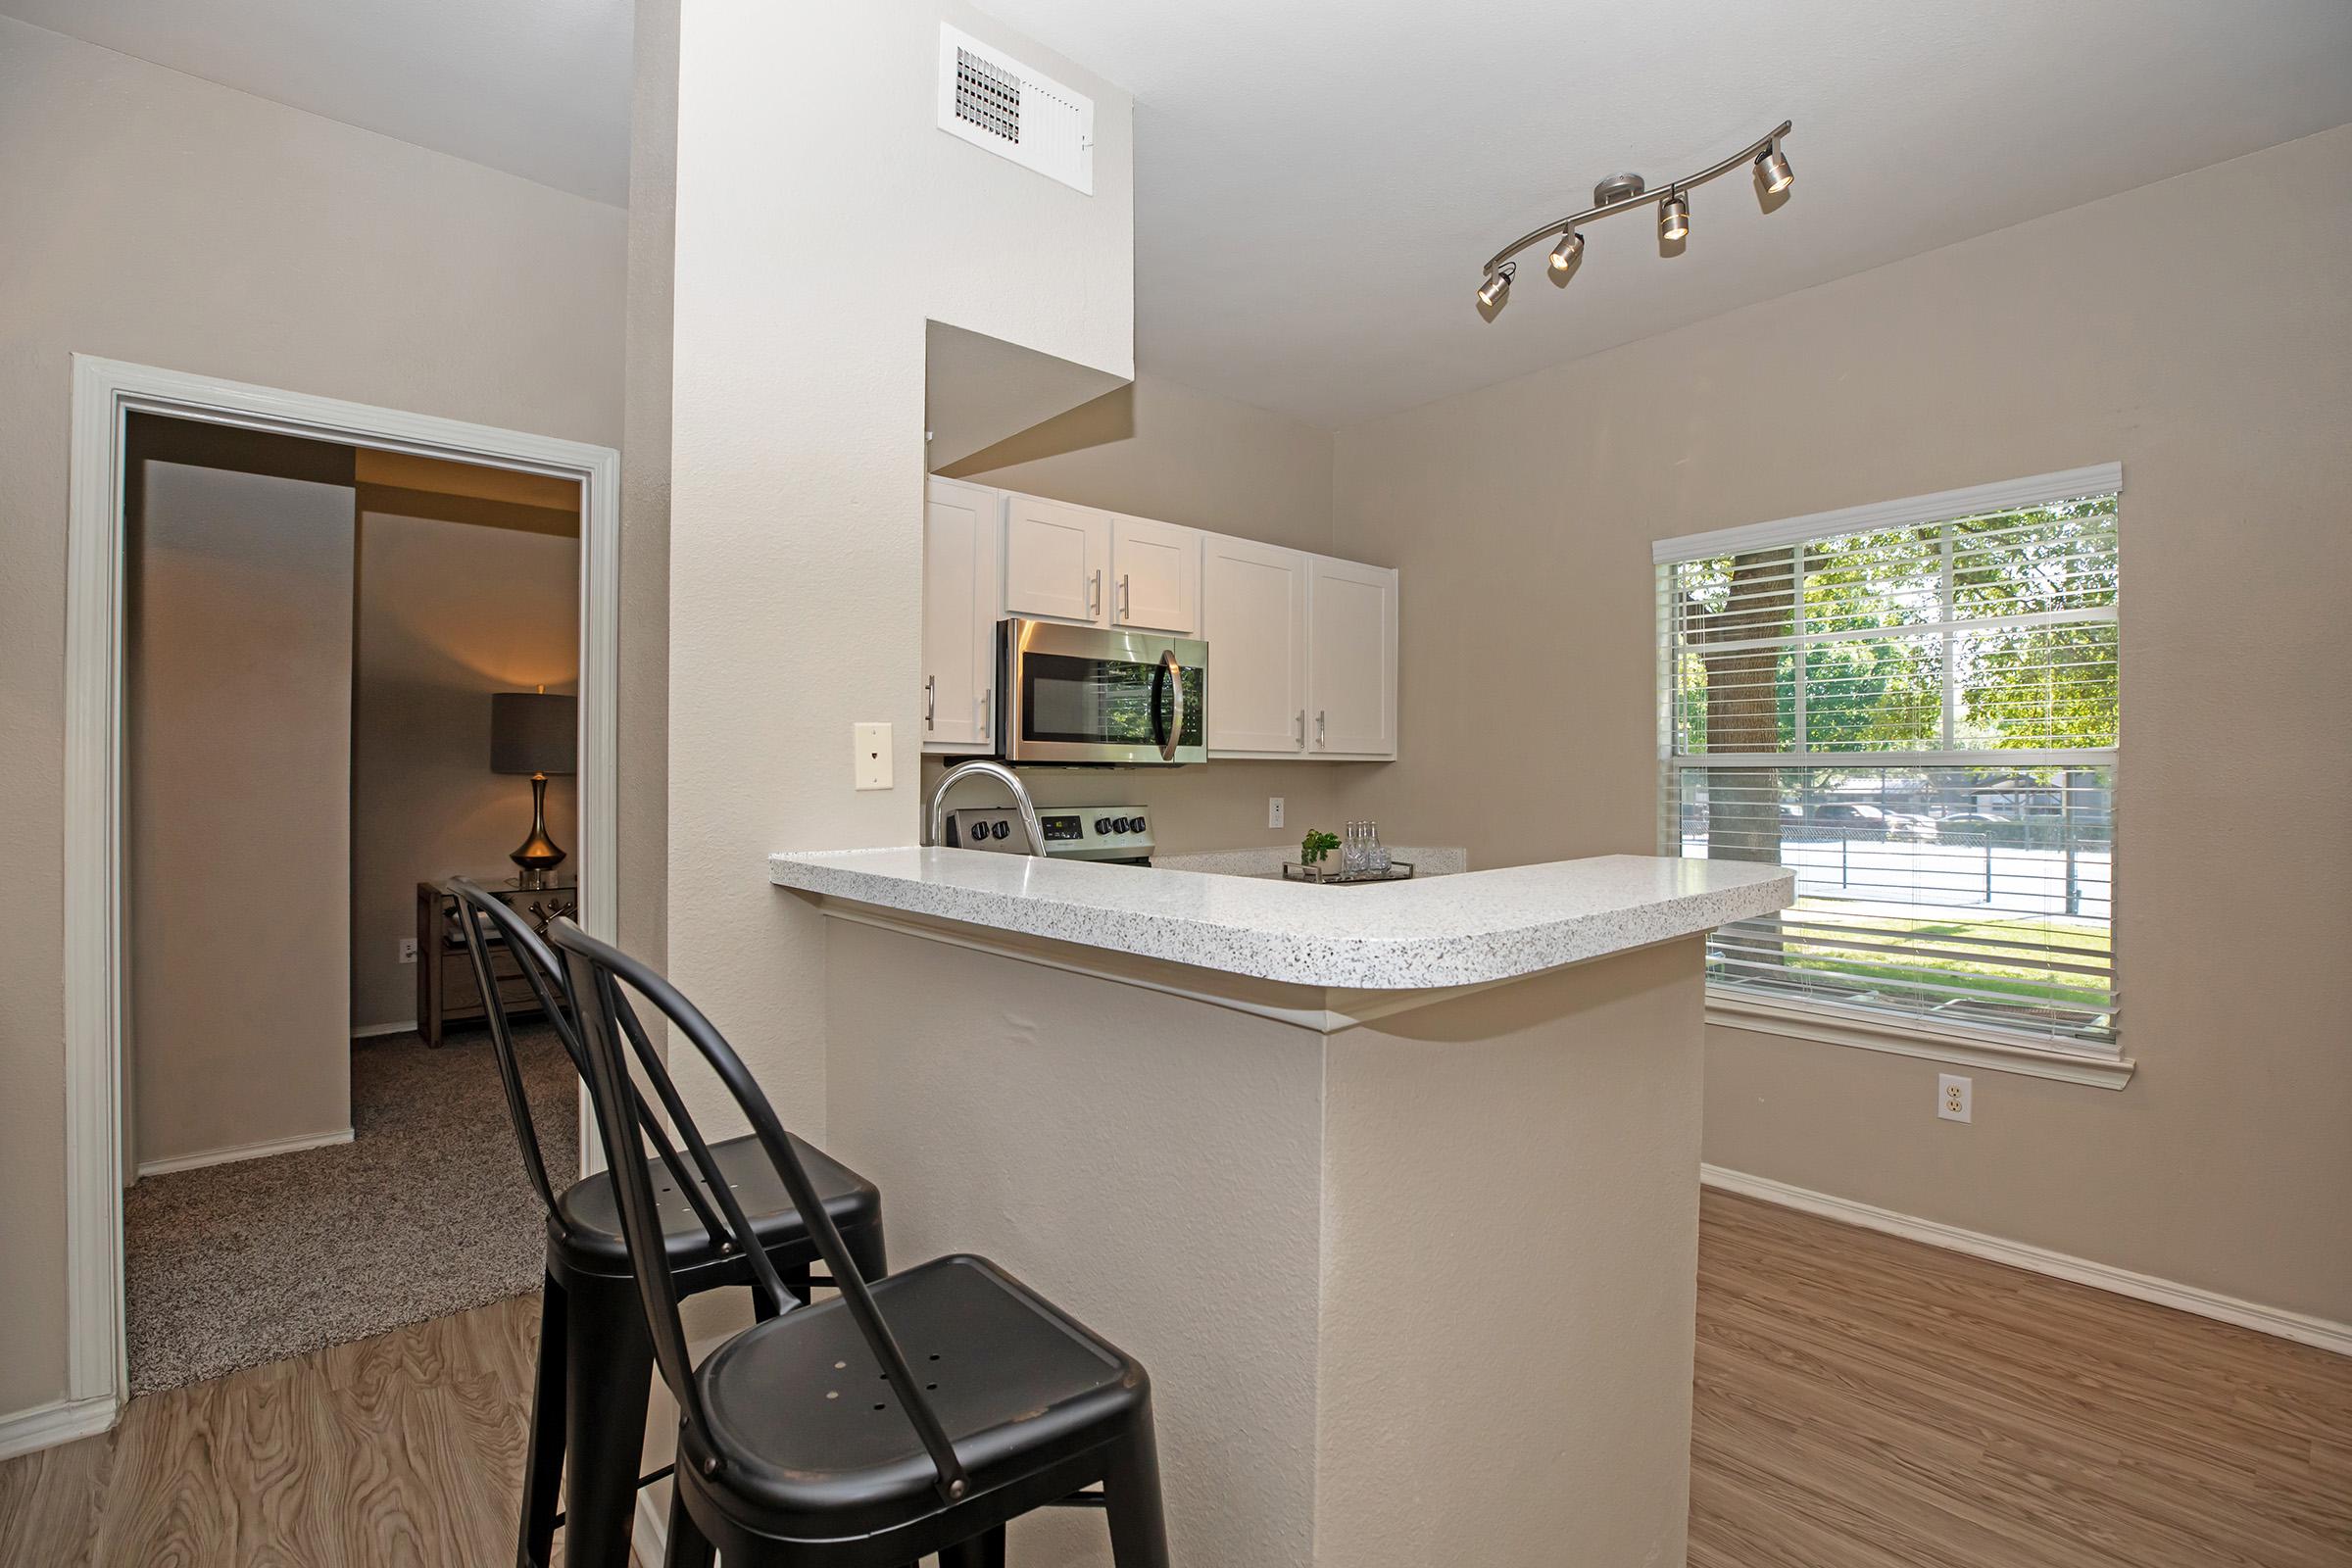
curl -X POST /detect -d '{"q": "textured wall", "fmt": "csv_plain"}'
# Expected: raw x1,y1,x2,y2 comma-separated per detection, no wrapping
0,16,623,1415
128,463,355,1166
662,2,1133,1144
1329,126,2352,1323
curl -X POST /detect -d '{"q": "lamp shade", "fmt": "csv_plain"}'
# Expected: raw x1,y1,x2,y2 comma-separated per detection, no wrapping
490,692,576,776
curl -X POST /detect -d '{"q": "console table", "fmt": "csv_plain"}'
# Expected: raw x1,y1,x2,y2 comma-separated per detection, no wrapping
416,877,576,1047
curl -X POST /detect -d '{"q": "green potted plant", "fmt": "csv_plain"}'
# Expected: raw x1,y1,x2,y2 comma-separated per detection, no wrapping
1299,828,1341,867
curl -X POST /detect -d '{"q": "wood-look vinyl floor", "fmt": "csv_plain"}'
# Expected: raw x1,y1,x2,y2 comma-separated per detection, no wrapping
1690,1189,2352,1567
0,1294,636,1568
5,1194,2345,1565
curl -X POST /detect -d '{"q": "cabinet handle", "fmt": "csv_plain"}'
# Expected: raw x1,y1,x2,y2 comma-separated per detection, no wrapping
924,675,936,730
1118,572,1132,621
1316,710,1327,748
1089,569,1102,617
1295,709,1306,746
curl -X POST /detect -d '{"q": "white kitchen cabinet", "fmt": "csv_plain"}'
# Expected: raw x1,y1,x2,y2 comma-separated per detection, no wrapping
923,480,1399,762
1201,533,1309,756
922,477,1002,754
1306,555,1399,759
1109,514,1200,635
1003,492,1110,625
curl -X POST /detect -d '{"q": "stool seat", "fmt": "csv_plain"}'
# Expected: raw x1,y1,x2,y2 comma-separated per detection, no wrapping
692,1253,1149,1538
553,1131,880,1277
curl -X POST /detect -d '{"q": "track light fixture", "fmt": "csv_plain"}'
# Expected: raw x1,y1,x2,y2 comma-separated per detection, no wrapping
1474,120,1792,315
1658,190,1689,243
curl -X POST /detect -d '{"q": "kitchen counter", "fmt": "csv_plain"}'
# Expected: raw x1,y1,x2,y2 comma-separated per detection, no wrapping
767,847,1790,991
779,842,1792,1565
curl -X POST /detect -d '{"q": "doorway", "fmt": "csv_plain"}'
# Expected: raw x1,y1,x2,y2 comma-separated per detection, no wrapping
62,356,618,1429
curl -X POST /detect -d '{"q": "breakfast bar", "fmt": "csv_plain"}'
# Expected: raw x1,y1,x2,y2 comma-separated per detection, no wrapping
769,848,1792,1567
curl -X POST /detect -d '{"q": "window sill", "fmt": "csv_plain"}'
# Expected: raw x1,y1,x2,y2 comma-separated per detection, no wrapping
1705,991,2135,1089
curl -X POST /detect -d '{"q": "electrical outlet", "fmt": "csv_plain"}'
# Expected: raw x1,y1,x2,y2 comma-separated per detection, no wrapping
398,937,418,965
1937,1073,1972,1123
853,722,892,790
1268,797,1285,829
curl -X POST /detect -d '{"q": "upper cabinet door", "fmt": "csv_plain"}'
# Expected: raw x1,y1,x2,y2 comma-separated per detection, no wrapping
1109,514,1200,635
1003,492,1109,626
1202,534,1309,756
1307,556,1398,759
922,478,1002,752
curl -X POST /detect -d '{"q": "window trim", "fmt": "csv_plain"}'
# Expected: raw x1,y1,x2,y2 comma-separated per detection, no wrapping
1660,463,2126,1072
1708,991,2135,1089
1652,462,2123,564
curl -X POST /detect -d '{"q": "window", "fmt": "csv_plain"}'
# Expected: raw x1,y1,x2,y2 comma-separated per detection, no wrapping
1655,466,2120,1055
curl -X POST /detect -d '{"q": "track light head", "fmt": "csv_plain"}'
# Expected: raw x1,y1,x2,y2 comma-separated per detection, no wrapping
1755,140,1793,197
1548,230,1585,273
1659,191,1690,243
1476,263,1515,309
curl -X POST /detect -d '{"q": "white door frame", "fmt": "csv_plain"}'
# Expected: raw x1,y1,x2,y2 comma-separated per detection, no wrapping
62,355,621,1430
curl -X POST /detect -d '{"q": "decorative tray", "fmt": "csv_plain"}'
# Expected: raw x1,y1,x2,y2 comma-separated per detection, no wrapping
1281,858,1416,885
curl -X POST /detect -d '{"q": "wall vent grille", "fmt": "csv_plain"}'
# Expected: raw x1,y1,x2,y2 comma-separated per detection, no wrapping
937,24,1094,195
955,47,1021,143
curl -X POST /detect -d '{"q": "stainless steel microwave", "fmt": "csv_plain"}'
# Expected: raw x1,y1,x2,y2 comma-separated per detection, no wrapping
998,618,1206,765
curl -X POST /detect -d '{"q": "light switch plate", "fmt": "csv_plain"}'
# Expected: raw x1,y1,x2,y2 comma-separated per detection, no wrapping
854,722,892,790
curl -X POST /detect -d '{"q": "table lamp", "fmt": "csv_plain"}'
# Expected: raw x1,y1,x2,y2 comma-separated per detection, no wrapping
491,687,576,889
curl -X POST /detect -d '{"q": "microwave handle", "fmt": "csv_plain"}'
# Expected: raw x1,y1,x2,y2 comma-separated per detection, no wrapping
1153,649,1184,762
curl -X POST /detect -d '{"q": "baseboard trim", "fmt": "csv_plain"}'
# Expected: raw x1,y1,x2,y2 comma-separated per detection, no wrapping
635,1486,667,1563
0,1394,118,1461
350,1020,418,1040
134,1126,354,1178
1701,1164,2352,1358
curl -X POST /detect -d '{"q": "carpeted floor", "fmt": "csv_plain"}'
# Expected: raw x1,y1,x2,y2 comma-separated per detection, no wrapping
123,1022,575,1396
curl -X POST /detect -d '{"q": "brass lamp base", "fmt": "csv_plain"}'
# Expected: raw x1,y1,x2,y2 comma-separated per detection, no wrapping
510,771,566,891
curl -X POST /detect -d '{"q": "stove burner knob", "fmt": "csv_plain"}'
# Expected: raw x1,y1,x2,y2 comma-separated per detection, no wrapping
1095,817,1114,835
992,820,1011,840
1115,816,1136,834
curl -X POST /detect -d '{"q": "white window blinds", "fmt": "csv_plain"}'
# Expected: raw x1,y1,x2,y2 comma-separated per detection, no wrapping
1654,466,2121,1052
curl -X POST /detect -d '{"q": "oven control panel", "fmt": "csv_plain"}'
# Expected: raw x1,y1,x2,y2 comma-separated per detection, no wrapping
946,807,1152,863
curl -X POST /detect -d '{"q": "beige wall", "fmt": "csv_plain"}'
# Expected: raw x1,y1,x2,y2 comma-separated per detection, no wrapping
351,513,581,1031
661,3,1134,1143
939,372,1350,855
0,16,624,1415
620,0,679,968
1329,126,2352,1322
128,462,355,1167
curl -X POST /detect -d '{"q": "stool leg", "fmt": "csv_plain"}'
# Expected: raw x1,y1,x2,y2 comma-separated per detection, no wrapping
1102,1413,1172,1568
515,1272,567,1566
941,1527,1007,1567
662,1482,715,1568
846,1214,888,1285
562,1275,655,1568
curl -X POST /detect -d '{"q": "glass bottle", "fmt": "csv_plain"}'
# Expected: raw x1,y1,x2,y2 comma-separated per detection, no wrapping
1367,820,1391,875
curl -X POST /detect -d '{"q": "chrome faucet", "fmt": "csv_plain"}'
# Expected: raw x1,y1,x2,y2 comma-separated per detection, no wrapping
922,759,1047,858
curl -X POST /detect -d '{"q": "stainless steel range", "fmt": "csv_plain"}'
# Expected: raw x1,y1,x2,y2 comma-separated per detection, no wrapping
943,805,1154,866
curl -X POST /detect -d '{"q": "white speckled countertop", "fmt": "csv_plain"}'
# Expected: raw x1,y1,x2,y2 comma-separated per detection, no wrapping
768,848,1792,991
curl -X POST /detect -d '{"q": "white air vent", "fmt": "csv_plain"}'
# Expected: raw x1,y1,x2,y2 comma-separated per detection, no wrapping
937,24,1094,195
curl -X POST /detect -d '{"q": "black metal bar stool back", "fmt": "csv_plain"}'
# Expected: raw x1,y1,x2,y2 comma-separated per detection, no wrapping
448,880,886,1568
551,917,1171,1568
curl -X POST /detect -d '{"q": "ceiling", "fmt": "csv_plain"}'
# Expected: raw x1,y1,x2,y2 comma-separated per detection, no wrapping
980,0,2352,426
0,0,633,206
16,0,2348,426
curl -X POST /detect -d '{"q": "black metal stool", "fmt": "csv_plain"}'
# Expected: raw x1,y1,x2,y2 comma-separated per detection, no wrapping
551,917,1173,1568
449,880,888,1568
